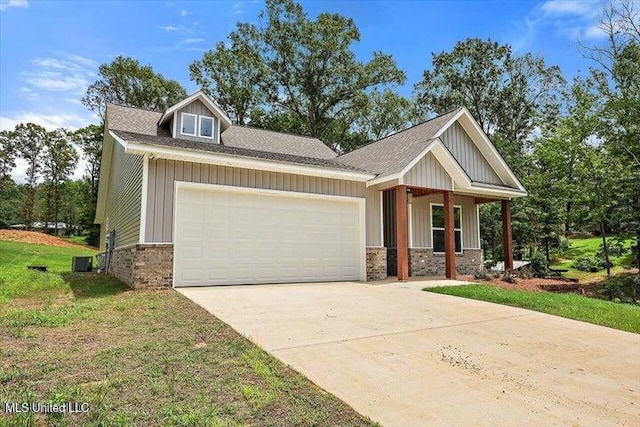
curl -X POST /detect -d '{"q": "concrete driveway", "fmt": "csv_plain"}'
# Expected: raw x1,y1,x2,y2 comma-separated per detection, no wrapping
179,282,640,426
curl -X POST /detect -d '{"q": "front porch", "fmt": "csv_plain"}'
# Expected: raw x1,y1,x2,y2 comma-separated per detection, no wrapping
366,185,514,281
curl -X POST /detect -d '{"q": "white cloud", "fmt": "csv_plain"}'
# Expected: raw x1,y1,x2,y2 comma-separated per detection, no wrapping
0,112,90,132
21,54,97,95
583,23,608,39
22,70,90,92
0,0,28,12
541,0,595,16
182,38,204,44
160,25,178,31
232,1,243,15
180,9,190,16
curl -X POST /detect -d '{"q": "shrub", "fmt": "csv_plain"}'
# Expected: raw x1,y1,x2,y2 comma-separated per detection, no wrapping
530,252,549,278
573,256,610,272
599,276,640,303
502,272,517,283
473,270,490,280
518,267,533,279
597,238,627,258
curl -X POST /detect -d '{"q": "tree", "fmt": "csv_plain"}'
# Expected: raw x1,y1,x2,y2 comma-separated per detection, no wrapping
190,0,405,146
0,130,16,192
0,178,23,228
413,38,564,172
71,125,103,221
82,55,188,120
10,123,47,229
190,32,267,125
41,129,78,234
353,89,416,142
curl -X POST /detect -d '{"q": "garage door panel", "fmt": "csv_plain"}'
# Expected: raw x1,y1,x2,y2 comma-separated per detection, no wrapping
174,185,364,287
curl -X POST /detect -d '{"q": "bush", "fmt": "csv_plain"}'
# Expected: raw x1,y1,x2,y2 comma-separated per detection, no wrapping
597,238,628,258
473,270,490,280
573,256,611,272
518,267,533,279
530,252,549,278
502,272,517,283
600,276,640,303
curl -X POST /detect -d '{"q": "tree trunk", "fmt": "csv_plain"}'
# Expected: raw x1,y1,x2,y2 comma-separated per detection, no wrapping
600,221,611,277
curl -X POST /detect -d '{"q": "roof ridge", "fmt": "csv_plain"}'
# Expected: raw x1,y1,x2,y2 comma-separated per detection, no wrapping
337,106,463,157
106,103,164,113
230,124,321,141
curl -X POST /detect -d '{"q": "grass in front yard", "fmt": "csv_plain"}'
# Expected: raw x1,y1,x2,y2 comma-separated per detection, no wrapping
550,237,634,281
425,285,640,334
0,241,375,426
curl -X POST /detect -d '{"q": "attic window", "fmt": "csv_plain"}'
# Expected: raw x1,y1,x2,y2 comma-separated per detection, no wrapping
199,116,214,139
181,113,196,136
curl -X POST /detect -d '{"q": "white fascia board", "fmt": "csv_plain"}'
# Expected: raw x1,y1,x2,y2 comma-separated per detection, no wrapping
366,173,402,188
456,185,527,199
158,90,232,128
112,133,375,182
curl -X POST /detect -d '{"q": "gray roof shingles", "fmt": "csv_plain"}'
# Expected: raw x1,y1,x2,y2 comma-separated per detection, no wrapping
335,108,463,177
111,130,368,174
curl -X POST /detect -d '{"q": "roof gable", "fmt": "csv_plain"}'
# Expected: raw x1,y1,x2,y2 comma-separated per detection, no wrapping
158,90,232,130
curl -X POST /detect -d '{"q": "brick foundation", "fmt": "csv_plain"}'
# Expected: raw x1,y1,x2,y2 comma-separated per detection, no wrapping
108,244,173,289
366,247,387,281
409,248,484,276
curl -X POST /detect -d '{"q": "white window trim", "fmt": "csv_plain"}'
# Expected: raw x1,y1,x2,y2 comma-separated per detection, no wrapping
430,203,463,254
180,112,197,137
198,115,215,140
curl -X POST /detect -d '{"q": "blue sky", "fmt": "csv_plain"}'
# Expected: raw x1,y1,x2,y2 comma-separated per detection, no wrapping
0,0,608,179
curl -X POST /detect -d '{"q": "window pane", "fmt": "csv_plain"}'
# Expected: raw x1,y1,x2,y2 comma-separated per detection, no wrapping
200,117,213,138
182,114,195,135
454,207,461,229
433,229,445,252
455,231,462,252
432,206,444,228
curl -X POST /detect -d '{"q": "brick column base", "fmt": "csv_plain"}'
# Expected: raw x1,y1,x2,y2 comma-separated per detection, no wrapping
366,247,387,281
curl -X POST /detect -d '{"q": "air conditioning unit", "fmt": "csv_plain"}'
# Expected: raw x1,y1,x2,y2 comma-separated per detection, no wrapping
72,256,93,272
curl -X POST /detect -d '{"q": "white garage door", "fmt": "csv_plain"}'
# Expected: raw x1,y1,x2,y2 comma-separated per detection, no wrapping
173,183,365,287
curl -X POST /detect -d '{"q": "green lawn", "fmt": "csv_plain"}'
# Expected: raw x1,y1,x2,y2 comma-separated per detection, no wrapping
425,285,640,333
61,235,95,247
550,237,634,281
0,240,375,426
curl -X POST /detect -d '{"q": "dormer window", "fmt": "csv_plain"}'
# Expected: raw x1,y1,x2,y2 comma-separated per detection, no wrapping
181,113,197,136
199,116,214,139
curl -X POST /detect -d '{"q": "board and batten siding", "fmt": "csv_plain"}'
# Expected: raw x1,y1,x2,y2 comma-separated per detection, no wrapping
410,194,480,249
441,122,502,185
145,159,366,243
365,187,382,247
99,133,143,250
404,152,452,190
172,99,220,143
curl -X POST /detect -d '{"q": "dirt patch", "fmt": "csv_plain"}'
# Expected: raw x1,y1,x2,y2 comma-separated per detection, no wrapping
459,275,586,292
0,230,87,248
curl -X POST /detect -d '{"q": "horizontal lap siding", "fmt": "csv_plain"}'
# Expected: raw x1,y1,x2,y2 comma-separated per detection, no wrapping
103,134,143,249
145,159,366,243
441,122,502,185
404,152,452,190
410,194,479,249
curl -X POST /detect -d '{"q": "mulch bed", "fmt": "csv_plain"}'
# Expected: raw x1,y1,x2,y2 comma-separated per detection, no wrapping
0,230,87,248
458,275,599,294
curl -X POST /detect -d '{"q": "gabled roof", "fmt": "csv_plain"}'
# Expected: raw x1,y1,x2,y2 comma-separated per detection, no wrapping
221,126,337,160
336,106,526,194
336,108,463,176
158,90,232,129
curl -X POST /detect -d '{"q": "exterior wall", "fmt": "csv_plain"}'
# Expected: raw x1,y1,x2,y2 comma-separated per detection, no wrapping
145,158,366,243
366,247,387,281
441,122,502,185
409,248,483,276
365,187,382,247
410,194,480,249
172,99,220,143
404,152,453,190
99,133,144,251
108,244,173,289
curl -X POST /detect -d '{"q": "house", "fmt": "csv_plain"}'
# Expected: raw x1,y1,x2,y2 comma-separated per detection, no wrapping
95,90,526,289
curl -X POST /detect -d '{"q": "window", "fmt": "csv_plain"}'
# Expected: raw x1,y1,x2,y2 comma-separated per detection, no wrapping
181,113,196,136
431,204,462,253
199,116,214,139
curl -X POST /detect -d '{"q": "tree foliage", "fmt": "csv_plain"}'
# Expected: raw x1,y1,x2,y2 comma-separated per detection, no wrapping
190,0,405,147
83,55,188,120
